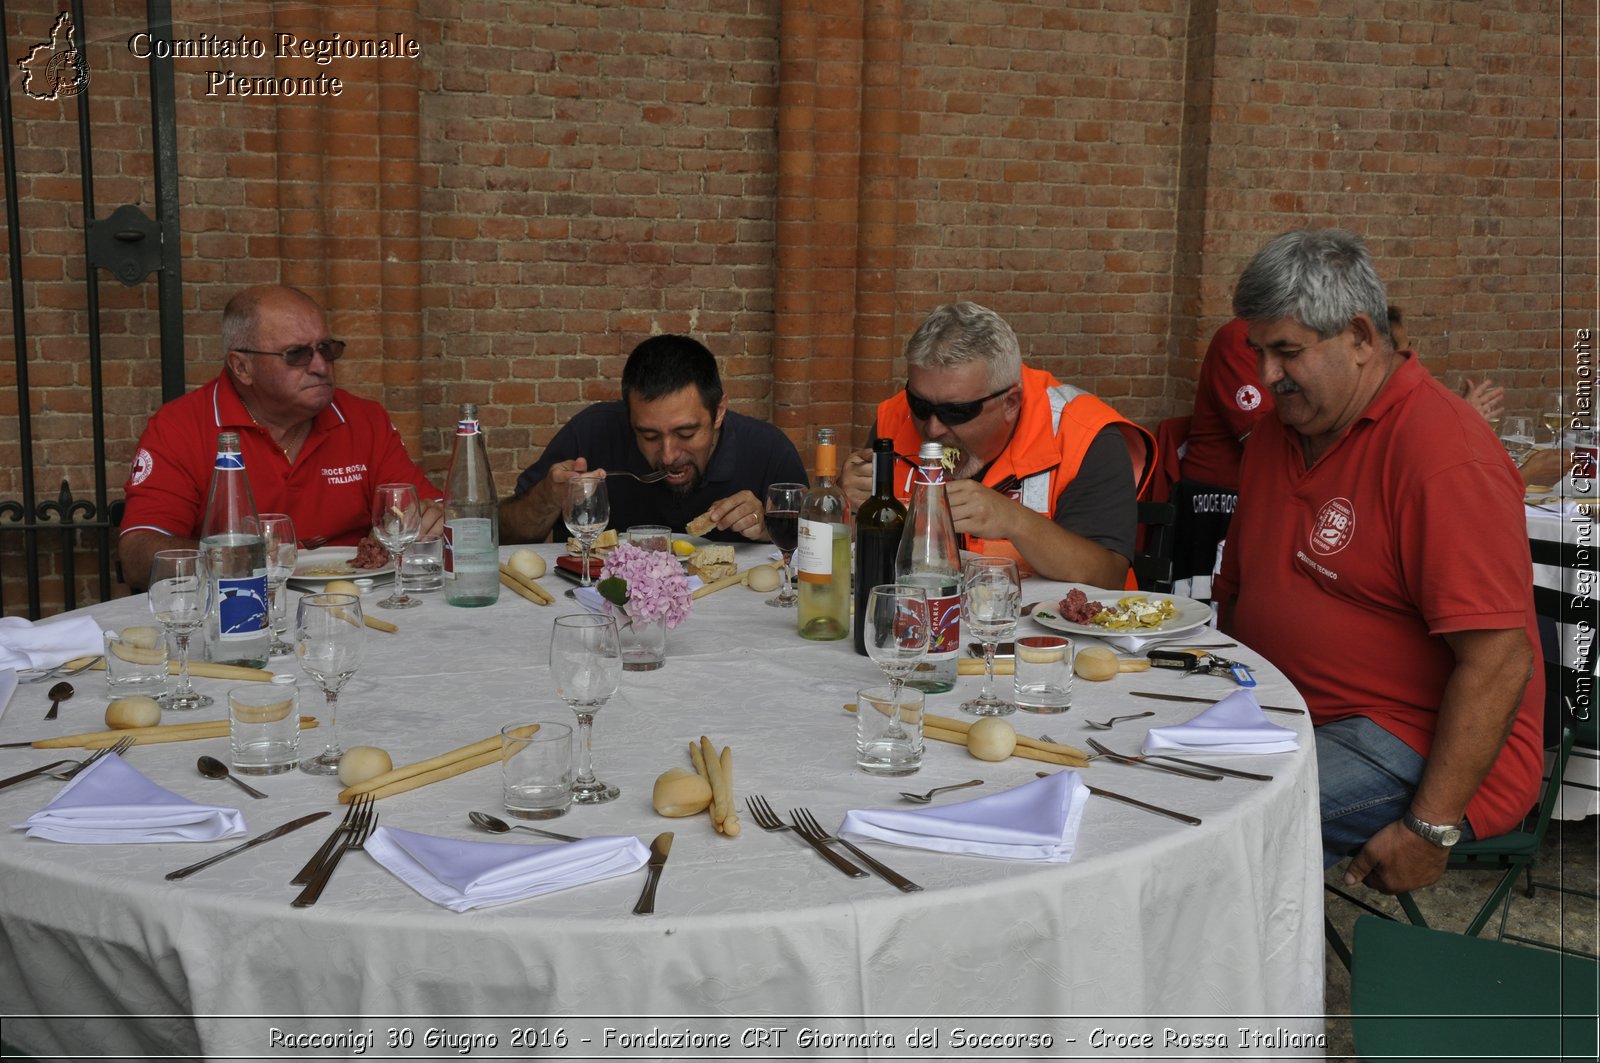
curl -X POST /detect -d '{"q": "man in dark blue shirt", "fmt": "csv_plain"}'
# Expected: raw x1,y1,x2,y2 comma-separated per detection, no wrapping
501,335,807,543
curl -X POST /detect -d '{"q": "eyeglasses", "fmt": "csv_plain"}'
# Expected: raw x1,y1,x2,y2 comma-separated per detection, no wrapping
233,340,345,367
905,382,1013,426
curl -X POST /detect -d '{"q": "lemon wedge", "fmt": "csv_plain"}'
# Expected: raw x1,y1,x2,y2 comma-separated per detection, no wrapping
671,539,696,557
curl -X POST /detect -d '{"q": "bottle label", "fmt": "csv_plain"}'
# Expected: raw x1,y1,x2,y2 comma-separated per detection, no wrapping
926,591,961,659
217,574,269,639
456,419,480,436
795,517,835,583
214,451,245,472
444,518,493,578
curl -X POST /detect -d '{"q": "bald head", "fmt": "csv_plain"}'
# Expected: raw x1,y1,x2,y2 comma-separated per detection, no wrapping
222,285,322,359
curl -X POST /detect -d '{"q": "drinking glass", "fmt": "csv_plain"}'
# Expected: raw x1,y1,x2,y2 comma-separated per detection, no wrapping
1540,403,1567,448
861,584,931,765
1499,415,1534,465
252,512,297,655
763,482,806,608
295,592,366,775
563,476,610,587
147,548,212,710
550,613,622,803
959,556,1021,716
370,483,422,609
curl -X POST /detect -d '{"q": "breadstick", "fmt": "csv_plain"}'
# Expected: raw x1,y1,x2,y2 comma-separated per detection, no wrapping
688,739,708,777
498,564,554,604
363,615,399,633
718,745,740,836
338,729,526,802
34,716,319,748
499,570,552,605
921,724,1089,768
700,735,731,831
73,656,274,683
957,657,1016,676
341,747,502,802
690,570,748,600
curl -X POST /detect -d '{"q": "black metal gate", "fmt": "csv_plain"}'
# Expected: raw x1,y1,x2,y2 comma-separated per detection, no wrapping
0,0,184,618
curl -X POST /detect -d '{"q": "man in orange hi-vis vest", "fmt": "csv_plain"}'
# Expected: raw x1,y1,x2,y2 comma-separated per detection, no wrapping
841,302,1155,588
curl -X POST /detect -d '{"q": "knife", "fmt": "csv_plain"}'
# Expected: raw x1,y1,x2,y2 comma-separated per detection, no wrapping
0,759,74,791
1086,737,1223,781
1037,771,1201,825
632,831,674,915
165,811,331,881
1144,753,1273,782
1128,690,1304,714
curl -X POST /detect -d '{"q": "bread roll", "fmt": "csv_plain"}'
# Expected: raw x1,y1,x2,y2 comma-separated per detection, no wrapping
967,717,1017,761
338,745,393,786
508,548,546,579
746,565,782,592
652,768,713,817
105,696,162,730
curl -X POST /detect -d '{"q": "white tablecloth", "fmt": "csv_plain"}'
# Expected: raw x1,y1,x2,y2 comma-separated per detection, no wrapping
0,545,1324,1060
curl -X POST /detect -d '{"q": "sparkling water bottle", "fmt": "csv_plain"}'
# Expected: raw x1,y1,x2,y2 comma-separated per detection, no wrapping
895,441,961,692
200,432,270,668
444,403,500,606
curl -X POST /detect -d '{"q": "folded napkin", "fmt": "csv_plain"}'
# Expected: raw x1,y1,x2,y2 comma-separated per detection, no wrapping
16,753,246,843
0,615,105,672
365,825,650,912
1140,689,1300,755
839,770,1090,862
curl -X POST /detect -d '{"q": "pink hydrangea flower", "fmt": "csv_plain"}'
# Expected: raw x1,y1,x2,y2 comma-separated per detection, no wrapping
597,542,693,629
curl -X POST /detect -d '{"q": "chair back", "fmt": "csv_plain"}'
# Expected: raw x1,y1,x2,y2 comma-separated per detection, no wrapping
1133,500,1176,593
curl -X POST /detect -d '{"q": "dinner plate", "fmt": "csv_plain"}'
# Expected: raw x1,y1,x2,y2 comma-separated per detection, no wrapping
288,546,395,588
1027,584,1211,640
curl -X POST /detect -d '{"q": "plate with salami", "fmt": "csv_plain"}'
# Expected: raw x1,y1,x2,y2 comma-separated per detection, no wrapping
288,545,396,588
1027,584,1210,639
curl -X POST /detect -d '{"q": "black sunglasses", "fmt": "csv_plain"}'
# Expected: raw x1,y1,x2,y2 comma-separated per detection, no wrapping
234,339,346,367
905,382,1012,426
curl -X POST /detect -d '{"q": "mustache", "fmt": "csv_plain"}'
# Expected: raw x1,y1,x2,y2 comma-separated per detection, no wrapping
1271,379,1301,397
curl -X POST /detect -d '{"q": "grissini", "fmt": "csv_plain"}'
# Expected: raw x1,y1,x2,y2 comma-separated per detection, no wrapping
957,657,1016,676
363,615,399,633
72,656,274,683
337,727,535,803
844,702,1089,766
33,716,319,748
690,570,749,600
340,748,501,802
717,744,740,836
498,564,554,604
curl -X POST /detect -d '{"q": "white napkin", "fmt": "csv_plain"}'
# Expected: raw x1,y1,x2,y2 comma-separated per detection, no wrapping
1140,689,1300,755
0,668,16,724
0,615,105,672
365,825,650,912
16,753,246,843
838,770,1090,862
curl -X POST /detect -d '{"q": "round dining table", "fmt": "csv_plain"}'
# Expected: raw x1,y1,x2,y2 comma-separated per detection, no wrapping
0,543,1324,1060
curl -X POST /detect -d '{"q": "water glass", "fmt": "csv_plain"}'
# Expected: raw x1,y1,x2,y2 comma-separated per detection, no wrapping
1499,416,1534,465
401,534,444,593
1013,635,1074,713
856,684,925,776
103,627,168,697
501,722,574,819
627,525,671,552
229,678,301,775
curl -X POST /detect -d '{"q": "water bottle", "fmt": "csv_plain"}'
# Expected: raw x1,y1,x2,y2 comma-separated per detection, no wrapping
796,428,851,641
200,432,270,667
895,441,961,692
853,437,906,655
444,403,500,606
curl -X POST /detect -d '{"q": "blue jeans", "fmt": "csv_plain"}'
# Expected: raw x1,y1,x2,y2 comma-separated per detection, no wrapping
1316,716,1475,868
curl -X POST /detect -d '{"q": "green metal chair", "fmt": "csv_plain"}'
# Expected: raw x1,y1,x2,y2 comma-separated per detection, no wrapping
1351,916,1598,1062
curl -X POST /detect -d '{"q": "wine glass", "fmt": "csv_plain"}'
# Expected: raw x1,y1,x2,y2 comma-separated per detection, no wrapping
1499,416,1535,466
959,556,1021,716
563,476,610,587
147,549,213,710
763,482,806,608
295,592,366,775
252,513,297,656
1540,403,1567,448
863,583,931,726
550,613,622,803
370,483,422,609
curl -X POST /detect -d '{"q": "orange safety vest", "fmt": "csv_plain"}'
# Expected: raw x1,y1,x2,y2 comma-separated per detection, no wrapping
877,366,1157,586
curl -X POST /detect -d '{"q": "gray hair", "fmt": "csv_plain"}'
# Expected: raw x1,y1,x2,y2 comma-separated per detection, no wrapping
1232,228,1391,342
220,285,319,356
903,302,1023,389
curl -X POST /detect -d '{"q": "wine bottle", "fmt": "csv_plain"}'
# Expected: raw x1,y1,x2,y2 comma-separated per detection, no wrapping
895,440,961,691
853,437,906,655
200,432,270,667
796,428,851,641
443,403,500,607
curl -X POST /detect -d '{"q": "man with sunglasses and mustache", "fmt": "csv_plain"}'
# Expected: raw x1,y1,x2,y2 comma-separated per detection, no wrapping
842,302,1155,587
118,285,442,590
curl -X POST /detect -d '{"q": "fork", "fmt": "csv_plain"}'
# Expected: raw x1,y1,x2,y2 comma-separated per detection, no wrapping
1084,737,1223,780
21,657,103,684
790,807,922,892
1084,737,1272,781
292,803,377,907
602,468,670,484
290,794,372,886
1082,711,1156,731
745,795,866,878
0,736,134,792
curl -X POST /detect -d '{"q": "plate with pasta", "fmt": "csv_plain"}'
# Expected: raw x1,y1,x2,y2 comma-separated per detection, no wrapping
1027,584,1211,639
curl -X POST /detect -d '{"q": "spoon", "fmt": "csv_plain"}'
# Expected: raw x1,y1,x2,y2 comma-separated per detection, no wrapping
196,755,268,800
43,681,74,721
468,810,583,843
898,778,985,804
1083,710,1156,731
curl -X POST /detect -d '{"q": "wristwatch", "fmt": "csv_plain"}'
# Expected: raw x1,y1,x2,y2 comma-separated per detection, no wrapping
1403,809,1463,848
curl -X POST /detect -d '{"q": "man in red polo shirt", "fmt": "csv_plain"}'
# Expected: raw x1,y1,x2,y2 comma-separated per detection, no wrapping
1214,229,1542,894
840,302,1154,586
118,285,442,590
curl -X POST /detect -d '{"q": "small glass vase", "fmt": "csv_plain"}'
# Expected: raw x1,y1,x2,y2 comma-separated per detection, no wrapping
617,615,666,671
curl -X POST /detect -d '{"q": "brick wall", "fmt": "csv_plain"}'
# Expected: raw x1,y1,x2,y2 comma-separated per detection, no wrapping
1,0,1591,615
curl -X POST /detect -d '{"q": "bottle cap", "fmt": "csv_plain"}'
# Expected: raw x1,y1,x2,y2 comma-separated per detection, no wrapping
919,441,943,461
